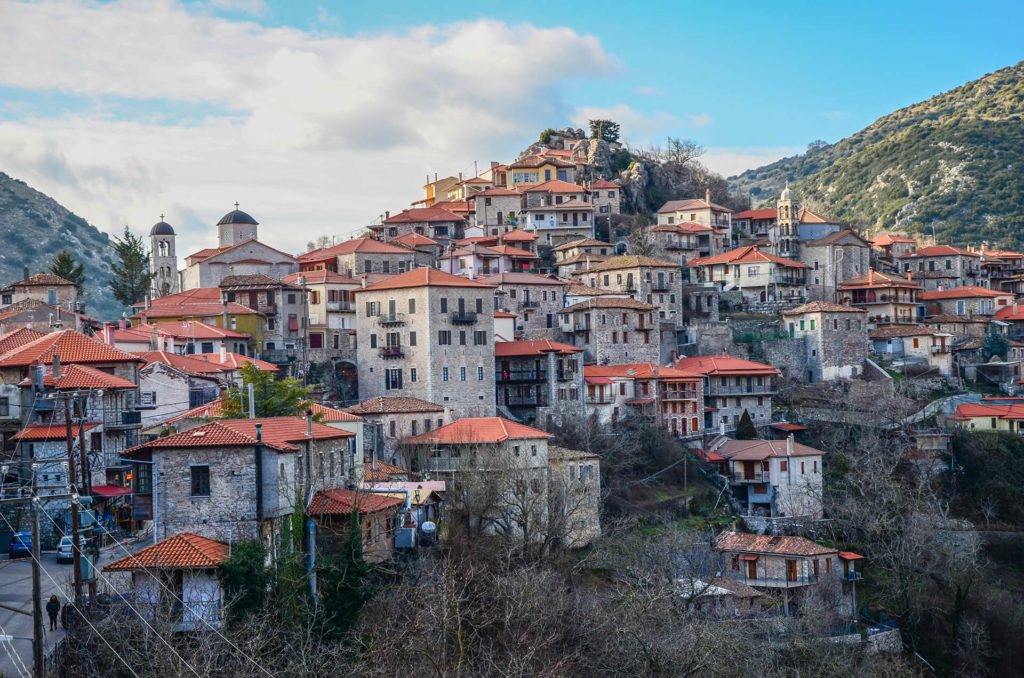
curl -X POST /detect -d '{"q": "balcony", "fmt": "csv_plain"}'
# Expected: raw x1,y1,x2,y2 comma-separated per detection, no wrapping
263,348,298,363
573,323,589,332
651,282,670,292
707,383,775,396
103,409,142,429
772,276,807,286
931,345,950,354
586,395,614,405
661,388,698,401
732,470,769,484
496,369,547,383
326,301,354,312
730,572,820,589
450,311,477,324
379,346,404,359
520,300,541,309
377,313,406,327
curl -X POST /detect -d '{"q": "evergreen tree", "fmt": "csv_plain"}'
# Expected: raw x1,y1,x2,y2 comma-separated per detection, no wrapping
735,409,758,440
218,539,269,623
317,511,370,639
49,249,85,294
108,226,154,307
220,362,319,419
588,119,621,143
983,331,1010,362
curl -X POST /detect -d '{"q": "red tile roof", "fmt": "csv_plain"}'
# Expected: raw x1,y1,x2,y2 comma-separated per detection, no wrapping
354,267,495,293
0,329,143,367
18,363,137,389
995,306,1024,321
3,273,76,288
899,244,979,259
508,155,575,169
652,222,716,234
472,187,522,197
309,488,405,516
871,233,917,246
135,350,230,374
392,232,441,248
345,396,444,415
732,208,777,220
713,438,823,461
953,402,1024,420
689,246,810,269
918,286,1011,300
191,353,279,371
12,422,100,441
675,353,781,376
148,320,250,340
585,363,702,380
494,340,582,357
307,402,362,422
573,254,678,273
782,302,866,314
489,245,540,259
0,328,45,354
403,417,552,445
500,229,538,242
523,179,586,193
383,207,465,224
104,532,229,571
135,302,259,320
297,237,412,261
362,457,421,482
839,269,921,289
657,198,732,214
478,272,563,286
868,325,940,339
123,416,352,455
715,531,836,557
592,178,619,189
161,398,228,424
550,238,613,252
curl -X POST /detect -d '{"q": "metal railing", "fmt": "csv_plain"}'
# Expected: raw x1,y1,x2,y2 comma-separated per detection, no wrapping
707,383,774,396
377,313,406,326
326,301,354,312
651,282,670,291
520,300,541,309
379,346,404,358
450,311,478,324
732,470,769,483
103,409,142,429
586,395,614,404
496,369,546,382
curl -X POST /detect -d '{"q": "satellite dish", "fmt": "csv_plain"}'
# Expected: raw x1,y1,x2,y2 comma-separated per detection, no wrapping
420,521,436,534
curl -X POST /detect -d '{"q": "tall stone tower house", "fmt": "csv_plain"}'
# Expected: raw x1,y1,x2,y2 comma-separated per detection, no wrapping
217,204,259,248
775,182,799,259
150,217,179,298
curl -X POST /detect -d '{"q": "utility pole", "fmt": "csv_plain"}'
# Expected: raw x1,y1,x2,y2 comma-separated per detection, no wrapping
300,275,309,387
75,397,97,605
30,470,43,678
64,396,84,615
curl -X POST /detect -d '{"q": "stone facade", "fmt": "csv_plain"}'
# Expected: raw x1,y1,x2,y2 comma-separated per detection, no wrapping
558,299,661,364
573,256,685,326
0,273,78,312
355,276,497,418
479,273,565,340
798,231,871,302
470,190,522,235
782,303,869,383
899,246,984,288
547,446,601,547
181,240,298,291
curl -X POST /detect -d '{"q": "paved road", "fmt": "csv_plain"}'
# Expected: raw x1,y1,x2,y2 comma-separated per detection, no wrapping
0,551,70,678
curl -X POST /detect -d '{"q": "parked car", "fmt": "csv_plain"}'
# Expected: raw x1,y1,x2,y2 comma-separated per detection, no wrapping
9,532,31,559
56,535,82,564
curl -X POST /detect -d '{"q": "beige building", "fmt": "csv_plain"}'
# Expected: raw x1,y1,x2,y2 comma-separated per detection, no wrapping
479,272,566,339
298,237,425,277
582,363,705,439
344,396,449,468
0,271,78,311
354,268,497,419
798,230,871,302
573,255,684,325
282,270,360,362
838,269,922,326
590,178,621,216
470,187,523,235
656,190,733,246
709,436,823,520
675,354,781,431
558,297,661,365
688,246,810,305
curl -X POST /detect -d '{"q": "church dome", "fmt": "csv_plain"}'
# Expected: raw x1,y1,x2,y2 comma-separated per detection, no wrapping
780,181,793,201
217,208,259,226
150,220,175,236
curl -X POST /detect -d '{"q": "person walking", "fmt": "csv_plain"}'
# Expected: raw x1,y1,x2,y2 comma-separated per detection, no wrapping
45,595,60,631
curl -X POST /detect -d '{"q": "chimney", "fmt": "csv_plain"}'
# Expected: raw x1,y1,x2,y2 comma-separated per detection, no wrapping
868,268,874,285
787,433,794,456
150,326,158,351
222,300,229,328
306,408,314,439
52,354,61,381
719,420,725,436
103,322,114,346
219,344,227,363
385,210,390,220
705,188,711,204
22,266,29,283
361,276,367,288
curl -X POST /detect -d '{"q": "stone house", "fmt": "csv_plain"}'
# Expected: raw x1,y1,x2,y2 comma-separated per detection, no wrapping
507,155,577,190
870,233,918,261
708,436,824,520
520,180,595,246
781,302,868,383
373,206,466,246
470,188,523,235
0,299,98,335
391,232,444,266
798,230,871,302
715,531,859,617
122,417,356,546
309,488,406,563
558,297,662,365
583,363,705,439
731,208,777,241
573,255,684,326
353,268,497,419
494,340,583,422
0,271,78,312
131,288,264,339
551,238,615,262
479,272,566,339
655,191,733,246
103,532,229,631
675,353,781,432
219,274,306,369
134,354,223,430
439,243,541,277
590,178,621,216
649,222,720,271
980,248,1024,294
111,320,251,357
344,395,449,468
868,325,953,376
837,269,922,326
918,286,1014,317
282,270,360,363
402,417,600,546
180,208,298,290
298,237,427,277
688,246,810,305
899,245,984,289
923,314,998,341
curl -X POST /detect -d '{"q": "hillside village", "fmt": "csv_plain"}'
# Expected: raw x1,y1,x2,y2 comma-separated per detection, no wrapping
2,125,1022,675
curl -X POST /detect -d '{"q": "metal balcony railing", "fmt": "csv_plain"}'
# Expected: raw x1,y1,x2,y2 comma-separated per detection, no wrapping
520,300,541,309
732,470,768,484
707,383,774,396
450,312,478,324
326,301,354,312
377,313,406,326
586,395,614,405
103,409,142,429
496,369,546,383
379,346,404,358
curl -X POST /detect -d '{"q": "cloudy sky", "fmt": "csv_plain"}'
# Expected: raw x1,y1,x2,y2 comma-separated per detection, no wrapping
1,0,1021,259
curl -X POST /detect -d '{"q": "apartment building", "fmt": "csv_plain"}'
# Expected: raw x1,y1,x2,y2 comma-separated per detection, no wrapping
675,353,781,431
558,297,661,365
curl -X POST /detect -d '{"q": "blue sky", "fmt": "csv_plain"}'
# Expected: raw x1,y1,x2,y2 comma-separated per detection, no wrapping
0,0,1021,256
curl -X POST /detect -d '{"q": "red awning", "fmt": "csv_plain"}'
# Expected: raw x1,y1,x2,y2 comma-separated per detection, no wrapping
91,484,132,497
288,317,299,331
838,551,865,560
584,376,614,385
740,555,758,561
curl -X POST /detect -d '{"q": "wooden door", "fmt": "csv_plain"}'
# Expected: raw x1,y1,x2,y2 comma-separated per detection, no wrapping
786,560,797,582
746,560,757,579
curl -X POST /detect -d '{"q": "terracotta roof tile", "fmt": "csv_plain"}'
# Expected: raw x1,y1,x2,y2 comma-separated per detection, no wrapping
523,179,586,193
0,329,143,367
104,533,229,571
0,328,45,354
733,208,777,220
868,325,940,339
383,207,465,224
918,286,1011,300
123,416,352,456
585,363,702,380
657,198,732,214
403,417,551,445
309,488,405,515
392,232,442,248
18,363,137,389
494,340,582,357
559,298,658,313
714,531,836,557
12,422,100,441
899,244,979,258
362,457,421,482
345,396,444,415
297,237,412,261
191,353,279,371
3,273,76,288
147,320,251,340
689,246,810,269
478,272,563,286
282,270,360,285
500,229,538,241
573,254,678,274
354,267,495,293
550,238,614,252
136,351,231,374
712,438,823,460
675,354,781,376
839,270,921,289
870,233,917,246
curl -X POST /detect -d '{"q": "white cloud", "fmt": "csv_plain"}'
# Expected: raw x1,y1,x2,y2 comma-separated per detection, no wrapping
701,146,804,178
0,1,618,257
205,0,267,15
687,113,712,129
634,85,665,96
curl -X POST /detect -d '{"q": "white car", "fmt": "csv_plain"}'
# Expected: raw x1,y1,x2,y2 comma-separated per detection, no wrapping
56,535,82,564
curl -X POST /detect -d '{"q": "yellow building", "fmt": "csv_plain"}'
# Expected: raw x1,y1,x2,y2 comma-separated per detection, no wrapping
507,155,576,190
951,401,1024,432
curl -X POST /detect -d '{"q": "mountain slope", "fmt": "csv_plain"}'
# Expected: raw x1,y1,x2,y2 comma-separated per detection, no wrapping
0,172,122,319
729,61,1024,247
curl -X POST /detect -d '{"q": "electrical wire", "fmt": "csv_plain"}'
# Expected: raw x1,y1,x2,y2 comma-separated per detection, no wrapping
0,619,30,678
0,511,141,678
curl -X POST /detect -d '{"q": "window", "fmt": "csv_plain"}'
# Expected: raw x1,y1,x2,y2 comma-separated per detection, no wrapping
389,420,396,437
478,366,484,381
190,466,210,497
459,331,466,346
309,333,323,349
410,367,417,382
440,298,448,313
810,320,816,330
474,330,486,345
801,462,806,474
385,369,402,390
370,334,377,349
475,298,483,314
409,298,416,314
438,331,452,345
780,460,788,472
136,463,152,494
460,367,467,381
409,331,417,346
0,397,10,417
913,337,919,348
442,368,449,381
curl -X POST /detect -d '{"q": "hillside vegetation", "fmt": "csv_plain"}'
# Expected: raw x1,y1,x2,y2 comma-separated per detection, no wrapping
729,61,1024,247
